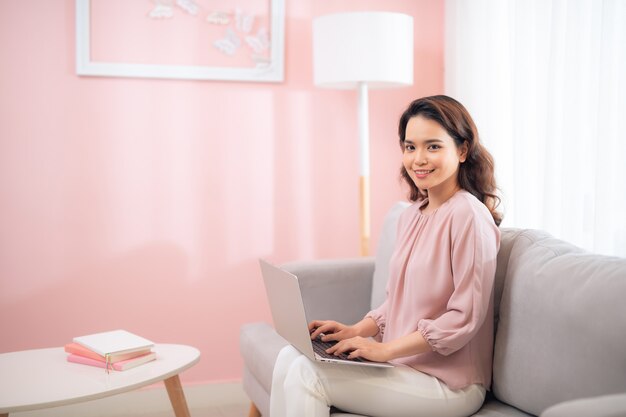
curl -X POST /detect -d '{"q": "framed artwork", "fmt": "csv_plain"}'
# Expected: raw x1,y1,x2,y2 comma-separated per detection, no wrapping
75,0,285,82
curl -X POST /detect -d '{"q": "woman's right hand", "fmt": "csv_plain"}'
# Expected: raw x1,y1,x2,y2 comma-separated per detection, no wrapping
308,320,358,342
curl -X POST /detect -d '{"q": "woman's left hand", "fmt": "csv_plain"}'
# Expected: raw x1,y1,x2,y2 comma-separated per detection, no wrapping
326,336,392,363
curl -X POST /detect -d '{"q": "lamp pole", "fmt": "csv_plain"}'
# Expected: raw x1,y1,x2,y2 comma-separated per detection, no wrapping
313,12,413,256
357,82,371,256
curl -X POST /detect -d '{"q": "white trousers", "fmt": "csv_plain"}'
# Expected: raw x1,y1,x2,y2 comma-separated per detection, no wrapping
270,346,486,417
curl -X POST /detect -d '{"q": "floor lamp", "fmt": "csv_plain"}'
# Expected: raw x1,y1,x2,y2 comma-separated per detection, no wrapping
313,12,414,256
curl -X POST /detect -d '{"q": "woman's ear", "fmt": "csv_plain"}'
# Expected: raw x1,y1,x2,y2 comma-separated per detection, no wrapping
459,141,469,163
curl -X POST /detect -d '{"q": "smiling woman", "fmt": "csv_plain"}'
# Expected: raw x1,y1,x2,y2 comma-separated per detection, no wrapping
269,95,502,417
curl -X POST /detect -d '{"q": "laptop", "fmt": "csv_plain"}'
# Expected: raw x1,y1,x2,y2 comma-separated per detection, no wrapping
259,259,393,368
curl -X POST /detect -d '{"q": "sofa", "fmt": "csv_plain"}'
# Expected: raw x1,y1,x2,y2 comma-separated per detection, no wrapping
240,202,626,416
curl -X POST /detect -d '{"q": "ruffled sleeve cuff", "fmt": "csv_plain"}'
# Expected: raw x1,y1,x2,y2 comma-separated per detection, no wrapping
417,319,442,354
365,310,386,342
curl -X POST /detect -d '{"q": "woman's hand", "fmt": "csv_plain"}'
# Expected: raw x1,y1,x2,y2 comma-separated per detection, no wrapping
309,317,380,342
308,320,358,342
327,336,392,363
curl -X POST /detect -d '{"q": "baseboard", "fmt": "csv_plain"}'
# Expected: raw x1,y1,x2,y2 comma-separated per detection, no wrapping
11,380,249,417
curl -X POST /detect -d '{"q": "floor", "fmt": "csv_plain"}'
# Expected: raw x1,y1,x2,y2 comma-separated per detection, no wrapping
10,382,250,417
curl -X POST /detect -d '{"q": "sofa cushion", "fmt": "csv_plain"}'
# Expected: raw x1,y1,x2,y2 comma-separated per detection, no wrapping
540,393,626,417
285,258,375,325
494,229,525,330
371,201,410,310
493,230,626,416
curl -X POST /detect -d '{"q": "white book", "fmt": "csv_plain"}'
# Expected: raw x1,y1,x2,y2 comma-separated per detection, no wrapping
73,330,154,357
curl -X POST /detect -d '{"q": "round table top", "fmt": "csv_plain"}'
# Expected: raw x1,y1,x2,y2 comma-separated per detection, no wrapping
0,343,200,413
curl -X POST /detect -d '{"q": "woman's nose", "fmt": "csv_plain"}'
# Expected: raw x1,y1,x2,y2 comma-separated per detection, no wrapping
412,153,427,166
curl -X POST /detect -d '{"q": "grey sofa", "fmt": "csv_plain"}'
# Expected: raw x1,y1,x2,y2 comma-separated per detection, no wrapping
240,202,626,416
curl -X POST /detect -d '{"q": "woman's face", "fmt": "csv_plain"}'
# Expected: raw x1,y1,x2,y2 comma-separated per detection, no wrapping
402,115,467,197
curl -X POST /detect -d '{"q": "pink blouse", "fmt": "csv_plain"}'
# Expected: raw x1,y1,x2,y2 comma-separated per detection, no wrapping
366,190,500,390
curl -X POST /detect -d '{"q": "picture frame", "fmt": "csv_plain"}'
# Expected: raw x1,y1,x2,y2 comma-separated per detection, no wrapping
75,0,285,82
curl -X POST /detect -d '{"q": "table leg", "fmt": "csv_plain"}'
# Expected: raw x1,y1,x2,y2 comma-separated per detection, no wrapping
164,374,191,417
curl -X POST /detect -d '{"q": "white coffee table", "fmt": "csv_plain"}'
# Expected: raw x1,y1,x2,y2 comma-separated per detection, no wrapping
0,343,200,417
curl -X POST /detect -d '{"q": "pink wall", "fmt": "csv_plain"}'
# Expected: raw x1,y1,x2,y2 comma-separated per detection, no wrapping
0,0,444,383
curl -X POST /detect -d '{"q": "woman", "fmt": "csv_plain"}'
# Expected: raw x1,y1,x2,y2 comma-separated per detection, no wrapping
271,95,502,417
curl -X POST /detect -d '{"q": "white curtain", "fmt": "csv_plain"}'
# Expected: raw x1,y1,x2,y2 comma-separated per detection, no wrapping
446,0,626,257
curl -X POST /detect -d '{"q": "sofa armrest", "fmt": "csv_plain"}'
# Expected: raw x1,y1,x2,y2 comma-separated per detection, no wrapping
282,257,375,325
540,393,626,417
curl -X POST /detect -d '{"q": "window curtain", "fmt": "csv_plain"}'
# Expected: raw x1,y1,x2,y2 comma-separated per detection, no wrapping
445,0,626,257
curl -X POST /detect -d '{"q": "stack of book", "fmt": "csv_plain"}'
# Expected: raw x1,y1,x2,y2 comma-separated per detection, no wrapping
65,329,156,371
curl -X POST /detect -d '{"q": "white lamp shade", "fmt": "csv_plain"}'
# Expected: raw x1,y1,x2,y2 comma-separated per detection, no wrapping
313,12,414,90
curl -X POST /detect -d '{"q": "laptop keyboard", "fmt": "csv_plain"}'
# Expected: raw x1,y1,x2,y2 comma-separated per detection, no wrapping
312,337,365,363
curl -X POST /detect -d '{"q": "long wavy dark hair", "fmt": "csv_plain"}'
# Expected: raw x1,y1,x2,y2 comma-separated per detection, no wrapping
398,95,502,226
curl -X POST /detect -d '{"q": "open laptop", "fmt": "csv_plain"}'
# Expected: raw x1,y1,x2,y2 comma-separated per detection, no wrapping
259,259,393,368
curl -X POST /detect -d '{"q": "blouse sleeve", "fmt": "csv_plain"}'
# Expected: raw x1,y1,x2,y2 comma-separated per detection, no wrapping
417,209,499,356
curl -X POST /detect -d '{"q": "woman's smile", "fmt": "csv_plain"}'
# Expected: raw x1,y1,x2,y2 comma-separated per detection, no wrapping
413,169,434,179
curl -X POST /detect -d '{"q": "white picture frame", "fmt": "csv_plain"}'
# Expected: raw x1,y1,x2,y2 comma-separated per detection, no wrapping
75,0,285,82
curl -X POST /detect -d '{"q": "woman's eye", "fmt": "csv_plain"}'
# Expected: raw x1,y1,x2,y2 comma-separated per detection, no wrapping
428,145,441,151
405,144,415,152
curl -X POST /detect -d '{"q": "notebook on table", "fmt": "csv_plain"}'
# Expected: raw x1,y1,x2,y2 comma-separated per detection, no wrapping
73,329,154,357
259,259,393,368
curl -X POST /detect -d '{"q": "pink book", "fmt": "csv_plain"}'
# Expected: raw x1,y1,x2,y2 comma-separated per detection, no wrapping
64,342,152,363
67,351,156,371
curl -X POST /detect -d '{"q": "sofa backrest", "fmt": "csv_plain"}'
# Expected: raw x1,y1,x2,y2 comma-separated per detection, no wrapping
371,201,410,310
491,229,626,416
494,228,525,330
